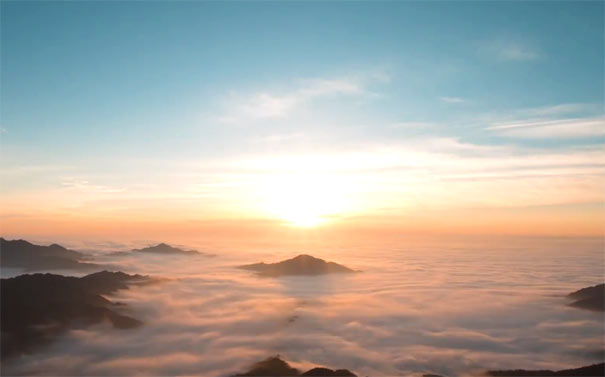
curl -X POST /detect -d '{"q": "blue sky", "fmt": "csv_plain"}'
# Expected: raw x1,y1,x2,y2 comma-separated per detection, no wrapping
1,1,604,237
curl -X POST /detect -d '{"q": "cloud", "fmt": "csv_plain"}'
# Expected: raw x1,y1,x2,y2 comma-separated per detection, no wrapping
440,96,466,103
238,93,298,119
217,74,385,124
256,133,305,144
2,243,603,376
0,164,74,177
389,122,434,129
486,40,539,61
60,178,126,193
487,117,605,139
215,138,605,217
297,78,364,98
499,43,538,61
521,103,601,118
3,136,602,232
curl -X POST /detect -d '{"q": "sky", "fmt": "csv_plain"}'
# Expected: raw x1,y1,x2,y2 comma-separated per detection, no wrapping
1,1,604,242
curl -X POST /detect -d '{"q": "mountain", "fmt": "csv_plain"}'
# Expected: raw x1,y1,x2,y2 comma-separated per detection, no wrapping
0,238,105,271
239,254,356,277
133,242,200,254
567,284,604,311
301,368,357,376
487,363,604,376
1,270,148,359
233,356,356,377
234,356,300,376
110,243,208,257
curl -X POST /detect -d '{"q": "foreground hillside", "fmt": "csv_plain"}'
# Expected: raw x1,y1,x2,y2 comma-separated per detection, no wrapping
1,271,149,359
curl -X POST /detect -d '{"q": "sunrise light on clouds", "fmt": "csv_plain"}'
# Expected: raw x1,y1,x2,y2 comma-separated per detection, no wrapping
0,2,603,376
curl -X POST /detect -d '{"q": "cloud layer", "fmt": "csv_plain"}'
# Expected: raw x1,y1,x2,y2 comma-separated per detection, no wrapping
2,238,603,376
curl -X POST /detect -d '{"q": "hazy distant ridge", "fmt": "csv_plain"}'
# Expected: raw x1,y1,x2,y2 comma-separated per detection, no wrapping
0,238,106,271
488,362,605,376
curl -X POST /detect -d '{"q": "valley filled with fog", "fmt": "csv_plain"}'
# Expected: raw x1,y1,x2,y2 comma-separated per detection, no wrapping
2,237,603,376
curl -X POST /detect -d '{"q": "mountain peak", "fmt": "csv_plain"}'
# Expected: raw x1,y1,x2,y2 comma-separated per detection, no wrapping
293,254,320,260
239,254,355,277
234,355,299,376
233,355,357,377
132,243,199,255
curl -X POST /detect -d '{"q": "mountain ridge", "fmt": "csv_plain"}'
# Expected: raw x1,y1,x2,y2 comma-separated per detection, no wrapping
567,283,604,311
487,362,605,376
0,238,106,271
233,355,356,376
1,270,149,359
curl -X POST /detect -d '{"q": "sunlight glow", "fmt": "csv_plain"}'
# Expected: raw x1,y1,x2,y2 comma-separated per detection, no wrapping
257,173,350,227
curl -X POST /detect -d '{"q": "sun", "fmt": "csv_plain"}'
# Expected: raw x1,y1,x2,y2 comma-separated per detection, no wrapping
278,205,325,227
257,173,349,227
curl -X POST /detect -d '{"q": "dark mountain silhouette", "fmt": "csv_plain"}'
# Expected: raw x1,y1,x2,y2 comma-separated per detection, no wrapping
1,271,148,359
133,243,199,255
234,356,300,376
110,243,210,257
233,356,356,377
301,367,357,376
0,238,106,271
487,363,605,376
567,284,604,311
239,254,355,277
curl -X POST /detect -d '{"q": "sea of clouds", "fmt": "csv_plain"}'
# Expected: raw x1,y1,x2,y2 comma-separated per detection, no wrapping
2,237,603,376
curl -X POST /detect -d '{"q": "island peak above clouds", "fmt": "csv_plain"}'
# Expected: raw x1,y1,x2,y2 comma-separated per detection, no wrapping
132,243,200,255
108,242,215,257
239,254,356,277
233,355,356,376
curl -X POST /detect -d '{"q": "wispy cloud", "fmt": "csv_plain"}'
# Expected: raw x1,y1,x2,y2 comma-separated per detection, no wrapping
440,96,466,104
61,178,126,193
486,40,539,61
499,43,538,61
237,93,298,119
389,122,434,129
487,117,605,139
0,164,74,177
217,74,386,124
521,103,601,117
256,133,305,143
2,138,603,238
